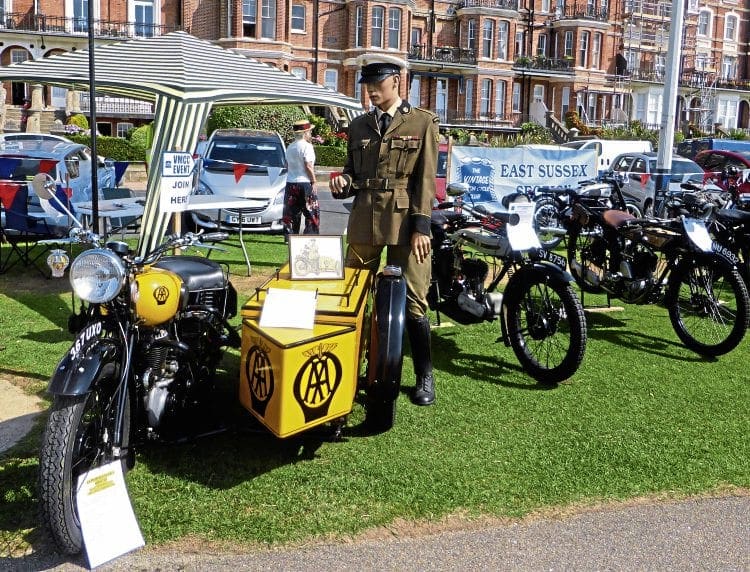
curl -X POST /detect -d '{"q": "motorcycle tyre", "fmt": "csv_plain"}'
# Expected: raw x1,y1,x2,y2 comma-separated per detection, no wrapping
665,260,750,357
533,197,564,250
39,363,131,556
567,222,607,294
624,201,643,218
504,273,587,385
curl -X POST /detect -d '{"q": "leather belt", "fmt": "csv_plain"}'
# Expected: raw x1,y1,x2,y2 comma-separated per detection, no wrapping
354,178,407,191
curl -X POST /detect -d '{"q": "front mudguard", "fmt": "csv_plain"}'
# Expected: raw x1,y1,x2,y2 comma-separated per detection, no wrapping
366,272,407,403
48,338,122,397
499,262,573,345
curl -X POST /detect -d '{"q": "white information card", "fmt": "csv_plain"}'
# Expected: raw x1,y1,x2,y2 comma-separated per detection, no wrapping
259,287,317,329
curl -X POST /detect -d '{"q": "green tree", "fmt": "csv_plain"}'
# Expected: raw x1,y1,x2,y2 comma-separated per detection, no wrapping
206,105,307,142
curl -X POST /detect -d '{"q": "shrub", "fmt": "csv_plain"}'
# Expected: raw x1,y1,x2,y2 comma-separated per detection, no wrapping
207,105,307,142
314,145,346,167
67,134,147,161
67,113,89,130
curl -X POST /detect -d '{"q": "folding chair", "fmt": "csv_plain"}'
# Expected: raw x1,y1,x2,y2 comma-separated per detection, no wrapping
0,184,66,277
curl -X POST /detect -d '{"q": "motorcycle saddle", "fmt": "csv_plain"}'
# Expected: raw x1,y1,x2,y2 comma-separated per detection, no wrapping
602,209,635,229
716,208,750,227
154,255,226,292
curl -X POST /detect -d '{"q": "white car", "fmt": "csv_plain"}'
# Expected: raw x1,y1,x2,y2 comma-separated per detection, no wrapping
186,129,287,233
0,139,115,232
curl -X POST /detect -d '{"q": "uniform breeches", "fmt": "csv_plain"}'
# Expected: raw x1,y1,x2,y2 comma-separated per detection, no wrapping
345,243,431,318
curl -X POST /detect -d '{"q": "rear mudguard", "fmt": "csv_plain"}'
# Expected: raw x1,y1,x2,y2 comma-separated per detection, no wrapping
48,337,122,396
499,262,573,346
367,273,407,402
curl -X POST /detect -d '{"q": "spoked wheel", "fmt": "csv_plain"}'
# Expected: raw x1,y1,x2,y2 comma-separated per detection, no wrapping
39,364,129,555
624,201,643,218
666,261,750,356
504,276,587,384
567,222,608,294
533,198,565,250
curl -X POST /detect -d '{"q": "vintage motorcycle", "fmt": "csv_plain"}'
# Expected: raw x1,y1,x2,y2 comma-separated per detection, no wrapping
429,183,587,384
566,175,750,357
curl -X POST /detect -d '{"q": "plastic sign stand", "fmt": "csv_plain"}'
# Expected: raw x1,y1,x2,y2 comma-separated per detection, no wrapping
77,460,145,568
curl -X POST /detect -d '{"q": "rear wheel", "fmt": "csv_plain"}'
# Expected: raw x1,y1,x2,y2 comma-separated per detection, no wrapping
567,222,608,294
533,197,565,250
624,201,642,218
38,364,130,555
666,261,750,356
504,275,587,384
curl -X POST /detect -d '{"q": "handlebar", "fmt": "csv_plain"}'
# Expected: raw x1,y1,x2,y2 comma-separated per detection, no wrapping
470,203,520,226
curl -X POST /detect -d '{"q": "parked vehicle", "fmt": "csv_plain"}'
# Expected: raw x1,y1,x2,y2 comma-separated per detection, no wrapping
435,141,448,203
608,151,720,217
186,129,287,233
0,139,115,232
562,138,652,175
676,137,750,160
566,175,750,357
429,183,587,384
693,149,750,196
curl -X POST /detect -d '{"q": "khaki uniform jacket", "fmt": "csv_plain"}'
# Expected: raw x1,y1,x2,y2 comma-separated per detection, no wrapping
340,102,440,245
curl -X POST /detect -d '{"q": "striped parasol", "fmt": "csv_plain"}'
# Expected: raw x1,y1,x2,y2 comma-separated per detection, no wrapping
0,31,363,255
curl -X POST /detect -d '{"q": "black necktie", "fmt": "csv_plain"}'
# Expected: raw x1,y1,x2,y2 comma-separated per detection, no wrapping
380,113,391,134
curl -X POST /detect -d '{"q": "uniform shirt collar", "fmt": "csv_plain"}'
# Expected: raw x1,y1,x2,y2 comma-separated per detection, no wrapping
377,98,402,120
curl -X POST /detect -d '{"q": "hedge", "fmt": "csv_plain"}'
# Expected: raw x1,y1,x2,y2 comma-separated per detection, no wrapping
67,134,146,161
314,145,346,167
207,105,307,143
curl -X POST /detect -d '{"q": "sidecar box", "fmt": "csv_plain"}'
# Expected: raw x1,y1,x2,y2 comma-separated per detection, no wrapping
239,265,372,438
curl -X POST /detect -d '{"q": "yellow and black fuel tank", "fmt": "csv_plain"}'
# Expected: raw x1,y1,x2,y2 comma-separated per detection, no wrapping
130,267,187,327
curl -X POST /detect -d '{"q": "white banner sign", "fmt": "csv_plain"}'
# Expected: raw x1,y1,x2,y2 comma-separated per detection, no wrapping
449,146,597,204
160,151,196,213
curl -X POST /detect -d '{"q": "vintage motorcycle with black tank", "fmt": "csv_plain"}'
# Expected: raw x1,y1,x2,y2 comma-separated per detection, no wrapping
38,226,241,556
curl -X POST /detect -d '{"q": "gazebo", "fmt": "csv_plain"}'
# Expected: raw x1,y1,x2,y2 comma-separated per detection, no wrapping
0,31,363,255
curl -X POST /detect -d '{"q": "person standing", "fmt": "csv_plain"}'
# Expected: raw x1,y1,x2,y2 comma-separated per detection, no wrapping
283,119,319,236
329,56,440,407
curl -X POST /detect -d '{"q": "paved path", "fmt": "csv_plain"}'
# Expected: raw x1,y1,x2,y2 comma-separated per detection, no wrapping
6,493,749,571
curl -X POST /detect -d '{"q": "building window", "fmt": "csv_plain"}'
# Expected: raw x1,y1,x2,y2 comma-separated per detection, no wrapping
243,0,257,37
564,31,573,58
695,53,708,71
291,67,306,79
116,122,134,138
697,10,710,36
480,79,492,116
467,19,477,52
354,71,362,101
465,79,474,116
387,8,401,49
324,69,338,92
561,86,570,116
515,31,524,58
497,21,508,60
512,82,521,112
541,0,551,11
537,34,547,57
73,0,89,33
721,56,737,80
411,27,422,54
579,31,589,67
261,0,276,40
716,98,738,129
372,6,384,49
495,80,506,119
354,5,364,48
482,20,494,58
591,32,601,69
291,3,305,32
724,14,737,41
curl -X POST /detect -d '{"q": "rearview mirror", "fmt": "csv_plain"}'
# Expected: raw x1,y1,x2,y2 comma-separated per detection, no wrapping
447,182,469,197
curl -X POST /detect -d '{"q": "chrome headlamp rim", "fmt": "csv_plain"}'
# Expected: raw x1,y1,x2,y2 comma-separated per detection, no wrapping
69,248,127,303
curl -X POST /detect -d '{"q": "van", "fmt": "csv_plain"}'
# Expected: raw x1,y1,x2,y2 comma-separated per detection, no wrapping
562,138,653,175
676,138,750,160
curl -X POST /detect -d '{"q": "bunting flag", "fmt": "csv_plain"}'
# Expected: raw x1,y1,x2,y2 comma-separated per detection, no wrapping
0,182,21,209
39,159,58,174
233,163,248,183
114,161,129,186
0,158,21,179
640,173,650,188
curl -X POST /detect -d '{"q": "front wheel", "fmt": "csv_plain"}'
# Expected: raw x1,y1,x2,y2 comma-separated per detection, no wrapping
38,364,130,555
666,260,750,356
567,221,608,294
504,274,587,384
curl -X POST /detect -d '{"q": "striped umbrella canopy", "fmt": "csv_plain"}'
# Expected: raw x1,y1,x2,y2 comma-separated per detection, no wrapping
0,31,363,254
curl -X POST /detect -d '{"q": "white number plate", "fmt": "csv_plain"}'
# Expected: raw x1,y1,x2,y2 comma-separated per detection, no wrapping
227,215,261,225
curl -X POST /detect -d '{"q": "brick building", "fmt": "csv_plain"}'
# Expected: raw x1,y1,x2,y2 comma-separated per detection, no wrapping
1,0,748,136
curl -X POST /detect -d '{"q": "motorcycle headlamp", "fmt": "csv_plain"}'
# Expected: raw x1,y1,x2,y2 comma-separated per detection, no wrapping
69,249,126,303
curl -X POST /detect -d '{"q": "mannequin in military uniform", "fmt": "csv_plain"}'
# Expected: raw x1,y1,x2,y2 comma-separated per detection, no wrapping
330,56,440,407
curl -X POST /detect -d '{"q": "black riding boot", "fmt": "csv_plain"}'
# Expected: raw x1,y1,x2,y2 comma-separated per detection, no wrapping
406,316,435,406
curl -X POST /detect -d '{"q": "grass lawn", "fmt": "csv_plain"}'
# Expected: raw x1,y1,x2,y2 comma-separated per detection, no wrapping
1,233,749,555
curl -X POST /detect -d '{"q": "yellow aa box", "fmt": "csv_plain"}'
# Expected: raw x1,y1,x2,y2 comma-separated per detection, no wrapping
239,265,372,438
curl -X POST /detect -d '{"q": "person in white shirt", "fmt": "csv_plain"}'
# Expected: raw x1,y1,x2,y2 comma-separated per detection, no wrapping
283,120,319,236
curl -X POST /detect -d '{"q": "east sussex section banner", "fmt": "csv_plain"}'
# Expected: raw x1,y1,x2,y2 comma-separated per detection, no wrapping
449,146,597,205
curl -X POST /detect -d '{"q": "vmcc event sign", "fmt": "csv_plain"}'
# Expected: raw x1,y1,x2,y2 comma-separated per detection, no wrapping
159,151,196,213
449,146,597,205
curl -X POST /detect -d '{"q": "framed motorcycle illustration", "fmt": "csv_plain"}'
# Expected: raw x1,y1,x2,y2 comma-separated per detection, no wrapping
288,235,345,280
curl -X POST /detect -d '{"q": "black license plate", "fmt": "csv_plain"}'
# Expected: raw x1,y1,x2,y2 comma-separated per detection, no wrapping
536,249,567,269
